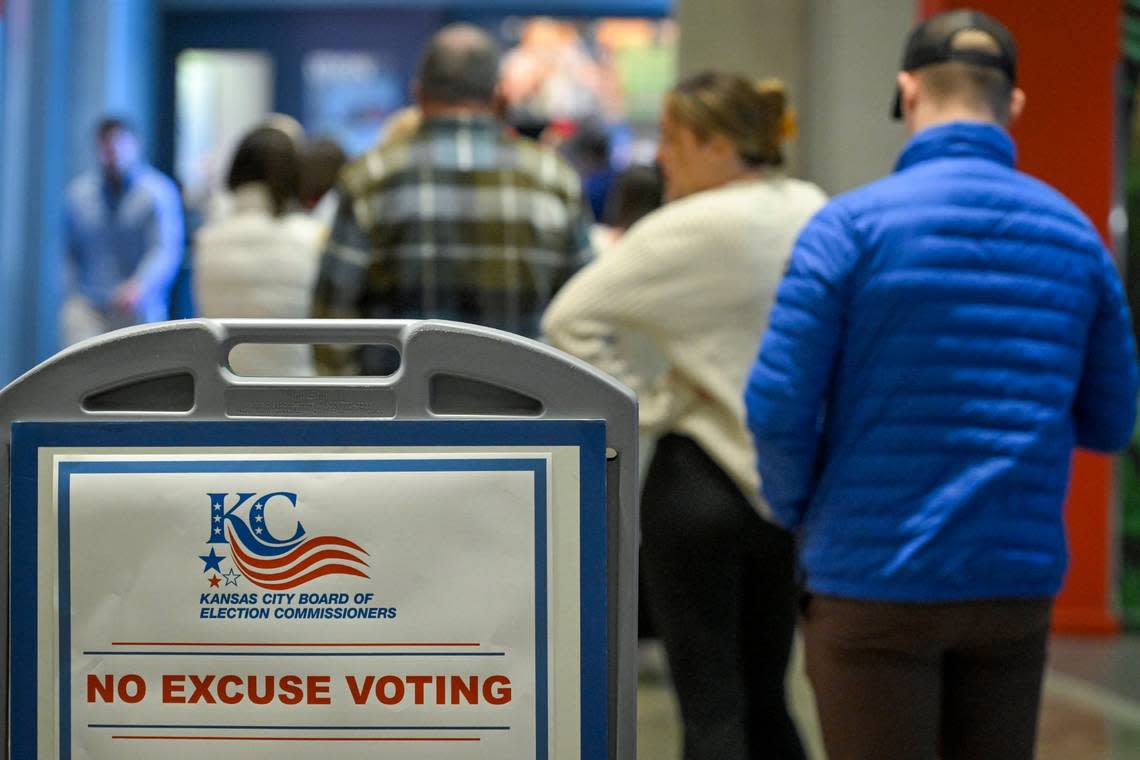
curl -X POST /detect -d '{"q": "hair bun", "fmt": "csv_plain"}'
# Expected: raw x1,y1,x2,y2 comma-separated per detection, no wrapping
669,70,792,168
780,105,798,141
754,78,797,143
754,78,787,99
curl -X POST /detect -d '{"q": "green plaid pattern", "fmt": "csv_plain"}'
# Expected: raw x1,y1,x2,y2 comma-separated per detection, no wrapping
1127,0,1140,65
313,115,592,373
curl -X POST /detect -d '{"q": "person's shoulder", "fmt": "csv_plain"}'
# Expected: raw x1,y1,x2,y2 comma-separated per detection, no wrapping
338,152,371,197
503,133,582,198
192,218,228,251
66,171,100,204
1007,170,1102,241
281,212,329,247
137,165,176,189
739,176,829,222
197,212,322,253
852,158,1100,247
136,166,181,202
194,213,256,246
764,175,828,203
1024,181,1107,257
618,192,725,250
614,185,804,268
650,178,821,228
829,169,908,211
338,139,414,197
810,167,951,236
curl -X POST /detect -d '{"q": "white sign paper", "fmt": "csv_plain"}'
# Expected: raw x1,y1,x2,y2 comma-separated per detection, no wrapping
44,452,564,760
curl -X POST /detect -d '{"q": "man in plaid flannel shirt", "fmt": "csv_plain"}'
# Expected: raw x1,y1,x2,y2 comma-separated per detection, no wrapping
312,23,593,374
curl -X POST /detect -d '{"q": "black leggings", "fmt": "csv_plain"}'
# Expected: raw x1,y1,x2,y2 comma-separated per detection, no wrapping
640,433,805,760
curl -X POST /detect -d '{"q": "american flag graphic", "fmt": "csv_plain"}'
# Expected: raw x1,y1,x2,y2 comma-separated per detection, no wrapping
225,498,369,590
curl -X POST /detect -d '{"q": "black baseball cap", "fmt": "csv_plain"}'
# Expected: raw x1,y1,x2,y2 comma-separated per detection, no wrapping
891,9,1017,119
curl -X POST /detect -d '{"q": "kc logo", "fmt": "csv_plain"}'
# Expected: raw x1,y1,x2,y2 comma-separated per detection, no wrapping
201,492,369,590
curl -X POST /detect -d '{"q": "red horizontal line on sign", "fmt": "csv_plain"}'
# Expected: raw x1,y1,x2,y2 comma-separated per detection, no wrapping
109,642,481,647
111,736,481,742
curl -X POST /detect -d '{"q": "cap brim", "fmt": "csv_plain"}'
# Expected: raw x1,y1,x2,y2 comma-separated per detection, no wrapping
891,86,902,120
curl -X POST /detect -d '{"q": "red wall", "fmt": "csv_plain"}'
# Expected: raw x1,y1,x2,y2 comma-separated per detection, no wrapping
921,0,1122,633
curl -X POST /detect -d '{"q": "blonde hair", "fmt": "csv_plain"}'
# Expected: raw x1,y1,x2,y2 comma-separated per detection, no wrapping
665,71,795,167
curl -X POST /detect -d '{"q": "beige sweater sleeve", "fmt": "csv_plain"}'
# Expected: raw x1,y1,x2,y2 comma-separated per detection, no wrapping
542,209,712,433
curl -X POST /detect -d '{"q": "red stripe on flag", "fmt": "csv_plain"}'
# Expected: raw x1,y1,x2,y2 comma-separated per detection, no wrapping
229,554,370,590
229,534,369,570
229,544,369,583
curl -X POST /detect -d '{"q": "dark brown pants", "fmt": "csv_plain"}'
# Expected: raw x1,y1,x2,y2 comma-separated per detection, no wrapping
802,595,1052,760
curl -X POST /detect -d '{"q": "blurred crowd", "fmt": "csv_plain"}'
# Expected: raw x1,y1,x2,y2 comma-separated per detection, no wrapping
60,12,1139,760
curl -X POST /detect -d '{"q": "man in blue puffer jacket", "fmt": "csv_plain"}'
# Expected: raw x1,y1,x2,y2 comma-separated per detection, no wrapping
745,9,1139,760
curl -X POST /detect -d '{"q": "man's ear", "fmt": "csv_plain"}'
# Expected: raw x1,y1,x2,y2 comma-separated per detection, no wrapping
897,70,920,117
1008,87,1027,126
491,84,508,120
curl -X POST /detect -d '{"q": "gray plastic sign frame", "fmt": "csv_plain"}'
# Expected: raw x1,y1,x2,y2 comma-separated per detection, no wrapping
0,318,638,760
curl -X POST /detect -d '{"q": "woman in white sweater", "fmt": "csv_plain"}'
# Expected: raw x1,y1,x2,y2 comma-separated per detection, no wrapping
543,72,825,759
195,126,326,376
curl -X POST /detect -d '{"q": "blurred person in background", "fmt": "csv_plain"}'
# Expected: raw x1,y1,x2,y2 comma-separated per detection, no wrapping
166,176,197,320
202,113,308,227
298,136,349,228
591,162,663,255
562,120,618,223
499,18,604,128
264,113,306,150
63,116,184,344
312,23,592,375
745,11,1139,760
299,137,348,211
544,71,825,760
194,126,324,376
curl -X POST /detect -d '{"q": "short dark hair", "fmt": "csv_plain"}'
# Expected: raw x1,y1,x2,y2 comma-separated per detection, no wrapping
227,126,300,216
298,137,348,207
604,164,663,231
916,61,1013,123
96,116,135,141
416,23,500,105
564,121,611,169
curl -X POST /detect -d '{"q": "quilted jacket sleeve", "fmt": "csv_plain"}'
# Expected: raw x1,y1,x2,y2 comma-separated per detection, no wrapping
1072,251,1139,452
744,204,859,530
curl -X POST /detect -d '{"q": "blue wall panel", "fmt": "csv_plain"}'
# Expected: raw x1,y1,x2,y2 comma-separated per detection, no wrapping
156,8,445,173
160,0,669,14
0,0,72,385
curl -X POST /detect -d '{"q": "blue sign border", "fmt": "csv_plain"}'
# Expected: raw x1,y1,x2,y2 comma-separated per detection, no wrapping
9,420,608,759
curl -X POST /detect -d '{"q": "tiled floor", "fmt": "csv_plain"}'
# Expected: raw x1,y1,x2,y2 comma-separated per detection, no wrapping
636,635,1140,759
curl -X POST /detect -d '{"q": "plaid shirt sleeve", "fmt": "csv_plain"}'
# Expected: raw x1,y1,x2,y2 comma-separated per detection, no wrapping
558,171,596,289
311,188,373,374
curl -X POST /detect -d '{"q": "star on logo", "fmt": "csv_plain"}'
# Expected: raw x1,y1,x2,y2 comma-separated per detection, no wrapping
223,568,241,586
208,574,221,588
199,547,225,573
